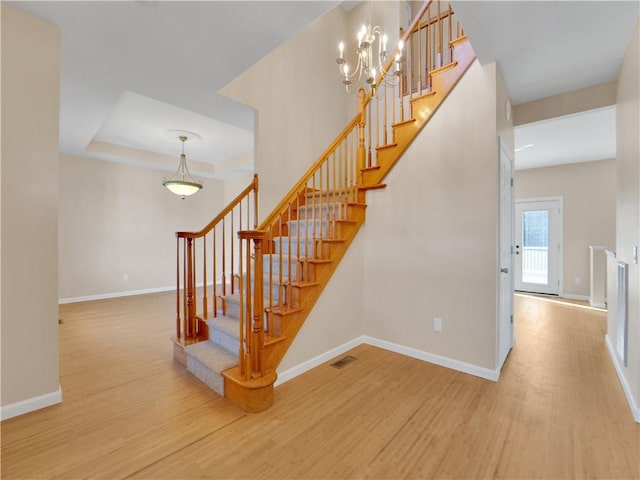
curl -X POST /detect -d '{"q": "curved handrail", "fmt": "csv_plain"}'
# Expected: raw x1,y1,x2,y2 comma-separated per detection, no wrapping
178,174,258,238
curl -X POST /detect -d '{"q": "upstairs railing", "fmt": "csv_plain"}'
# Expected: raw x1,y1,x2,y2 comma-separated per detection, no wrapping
236,0,466,380
175,174,258,342
364,0,463,169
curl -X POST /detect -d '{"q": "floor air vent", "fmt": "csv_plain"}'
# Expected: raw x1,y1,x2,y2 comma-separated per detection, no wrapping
330,355,357,369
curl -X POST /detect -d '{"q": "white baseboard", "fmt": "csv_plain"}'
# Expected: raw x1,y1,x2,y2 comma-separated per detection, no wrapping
275,336,365,386
1,385,62,421
590,301,606,309
362,336,500,382
605,334,640,423
59,286,174,304
275,335,499,387
562,293,590,302
58,281,218,304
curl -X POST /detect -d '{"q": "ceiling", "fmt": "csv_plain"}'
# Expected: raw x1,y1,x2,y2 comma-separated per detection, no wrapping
9,1,639,175
452,1,638,170
9,1,338,178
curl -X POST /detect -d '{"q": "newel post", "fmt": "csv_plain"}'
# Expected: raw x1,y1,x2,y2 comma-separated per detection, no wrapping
238,229,266,378
357,87,366,184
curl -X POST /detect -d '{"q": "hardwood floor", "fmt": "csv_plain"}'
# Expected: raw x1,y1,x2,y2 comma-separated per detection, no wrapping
1,292,638,479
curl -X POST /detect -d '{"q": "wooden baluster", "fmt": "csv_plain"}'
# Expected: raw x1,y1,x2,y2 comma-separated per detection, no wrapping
325,160,330,238
287,202,292,299
238,232,245,376
427,5,431,91
448,4,453,64
203,234,208,319
408,29,413,102
375,90,380,151
437,1,442,68
383,75,388,145
340,141,345,220
253,174,259,229
230,210,235,295
222,218,226,297
357,88,366,184
278,213,283,308
332,152,337,224
213,226,218,317
268,224,273,321
367,101,372,167
312,172,317,242
303,182,309,259
418,24,423,95
297,189,302,284
319,163,323,242
176,236,181,339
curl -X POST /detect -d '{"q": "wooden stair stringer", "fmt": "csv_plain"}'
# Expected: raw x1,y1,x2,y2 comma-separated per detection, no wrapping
362,38,476,186
261,204,366,374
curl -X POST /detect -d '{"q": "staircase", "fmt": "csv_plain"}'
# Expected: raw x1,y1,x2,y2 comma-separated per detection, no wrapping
172,0,476,412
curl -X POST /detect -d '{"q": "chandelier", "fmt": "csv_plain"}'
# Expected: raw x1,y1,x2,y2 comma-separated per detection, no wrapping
162,135,203,199
336,24,404,92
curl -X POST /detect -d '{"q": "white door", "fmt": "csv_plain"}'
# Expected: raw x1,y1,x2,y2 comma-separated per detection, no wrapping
514,199,562,295
498,143,514,370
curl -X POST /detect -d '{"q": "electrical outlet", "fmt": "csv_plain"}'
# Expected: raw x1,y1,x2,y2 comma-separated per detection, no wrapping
575,277,581,285
433,317,442,332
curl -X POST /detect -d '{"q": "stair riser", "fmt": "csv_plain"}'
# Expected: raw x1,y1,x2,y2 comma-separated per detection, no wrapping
209,329,239,356
272,237,316,257
295,204,347,220
287,220,330,238
186,355,225,396
263,257,301,281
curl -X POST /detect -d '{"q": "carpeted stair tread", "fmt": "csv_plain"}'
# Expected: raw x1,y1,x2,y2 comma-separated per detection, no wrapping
185,341,238,373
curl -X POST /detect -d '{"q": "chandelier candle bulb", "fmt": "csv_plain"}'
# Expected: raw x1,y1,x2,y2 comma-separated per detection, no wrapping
382,34,388,53
339,41,344,60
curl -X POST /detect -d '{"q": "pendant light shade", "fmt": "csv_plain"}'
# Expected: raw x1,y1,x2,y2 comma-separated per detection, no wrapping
163,135,203,198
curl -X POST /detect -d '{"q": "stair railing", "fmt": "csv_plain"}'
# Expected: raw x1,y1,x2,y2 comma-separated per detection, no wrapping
363,0,464,169
174,174,258,343
236,0,467,381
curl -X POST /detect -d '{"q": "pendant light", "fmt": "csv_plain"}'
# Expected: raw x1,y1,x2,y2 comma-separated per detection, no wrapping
162,135,203,198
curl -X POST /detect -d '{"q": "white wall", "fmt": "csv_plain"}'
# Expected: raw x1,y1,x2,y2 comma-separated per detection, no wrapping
1,5,61,414
59,155,225,300
609,20,639,421
515,159,617,298
219,5,350,219
362,60,501,371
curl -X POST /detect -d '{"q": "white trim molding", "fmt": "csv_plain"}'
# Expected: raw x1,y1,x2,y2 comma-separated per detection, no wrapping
275,337,365,386
562,293,590,302
58,281,219,304
362,336,500,382
59,286,174,304
1,385,62,421
605,334,640,423
275,335,499,387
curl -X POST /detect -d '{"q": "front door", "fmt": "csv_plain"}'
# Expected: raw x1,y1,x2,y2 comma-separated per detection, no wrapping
514,199,562,295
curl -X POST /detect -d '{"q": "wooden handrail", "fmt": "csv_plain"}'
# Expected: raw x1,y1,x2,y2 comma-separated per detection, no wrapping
257,114,360,231
178,174,259,239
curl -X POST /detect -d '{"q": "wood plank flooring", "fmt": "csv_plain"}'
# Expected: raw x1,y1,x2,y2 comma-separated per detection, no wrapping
1,292,638,479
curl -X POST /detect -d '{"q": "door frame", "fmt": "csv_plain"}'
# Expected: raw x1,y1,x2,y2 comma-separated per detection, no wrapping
498,139,514,371
514,196,563,296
